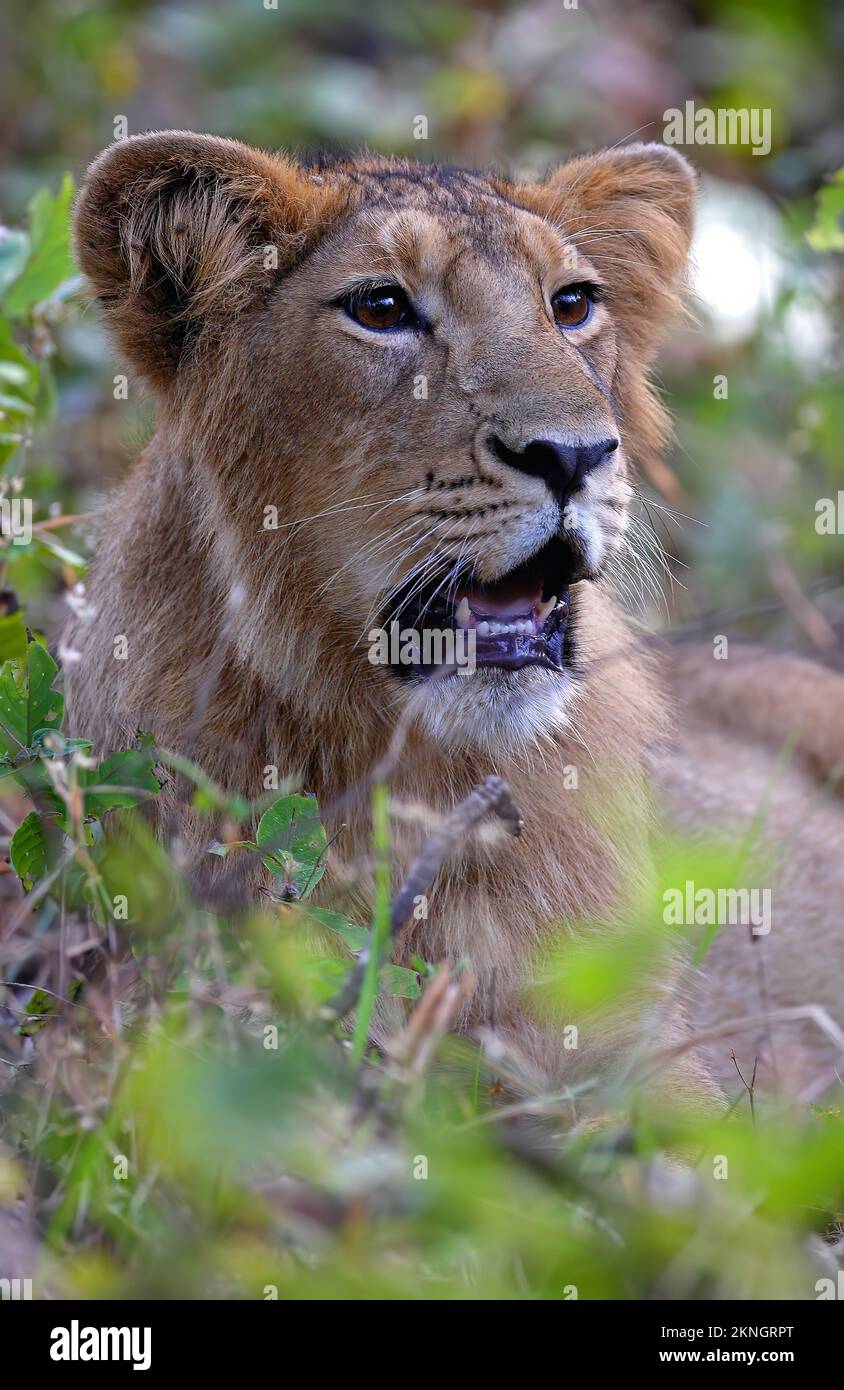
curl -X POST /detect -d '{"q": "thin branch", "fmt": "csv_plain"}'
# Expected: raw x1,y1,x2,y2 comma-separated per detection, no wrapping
31,513,93,533
647,1005,844,1077
730,1050,759,1123
322,775,523,1026
765,553,837,650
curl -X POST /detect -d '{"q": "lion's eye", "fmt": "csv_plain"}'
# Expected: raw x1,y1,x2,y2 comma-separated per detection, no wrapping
344,284,418,332
551,283,596,329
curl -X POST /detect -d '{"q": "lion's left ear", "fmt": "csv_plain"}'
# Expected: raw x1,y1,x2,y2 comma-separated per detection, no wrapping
516,142,697,357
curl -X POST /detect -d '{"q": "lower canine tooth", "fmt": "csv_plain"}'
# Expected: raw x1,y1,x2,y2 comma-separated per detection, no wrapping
477,620,490,636
455,596,471,626
536,595,557,623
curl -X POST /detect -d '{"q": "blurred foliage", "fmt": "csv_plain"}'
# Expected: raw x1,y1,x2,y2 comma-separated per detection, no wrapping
0,0,843,1301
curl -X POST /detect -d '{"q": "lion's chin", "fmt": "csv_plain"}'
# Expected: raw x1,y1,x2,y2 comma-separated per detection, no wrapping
408,662,576,753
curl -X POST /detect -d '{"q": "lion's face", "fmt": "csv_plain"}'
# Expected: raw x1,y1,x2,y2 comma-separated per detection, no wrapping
269,185,631,745
75,135,695,751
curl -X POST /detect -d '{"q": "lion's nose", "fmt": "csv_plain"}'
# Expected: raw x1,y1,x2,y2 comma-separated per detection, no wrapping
489,435,619,496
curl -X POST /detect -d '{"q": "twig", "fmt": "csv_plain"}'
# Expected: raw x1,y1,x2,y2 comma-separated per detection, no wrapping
647,1005,844,1077
765,553,837,650
730,1050,758,1123
31,513,93,533
388,775,522,936
351,782,391,1060
322,775,523,1027
385,964,477,1076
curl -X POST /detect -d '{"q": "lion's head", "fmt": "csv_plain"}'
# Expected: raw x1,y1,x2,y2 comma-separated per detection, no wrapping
75,133,694,758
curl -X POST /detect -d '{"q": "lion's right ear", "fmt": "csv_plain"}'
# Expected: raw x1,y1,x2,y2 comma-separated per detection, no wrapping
74,131,341,388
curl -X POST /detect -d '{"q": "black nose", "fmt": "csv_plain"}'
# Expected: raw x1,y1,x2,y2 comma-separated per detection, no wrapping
489,435,619,495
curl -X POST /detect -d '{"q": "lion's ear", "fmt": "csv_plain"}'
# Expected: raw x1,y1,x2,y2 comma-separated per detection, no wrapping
74,131,339,387
519,142,697,358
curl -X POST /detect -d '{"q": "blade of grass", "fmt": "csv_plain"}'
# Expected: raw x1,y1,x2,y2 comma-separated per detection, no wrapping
351,779,391,1061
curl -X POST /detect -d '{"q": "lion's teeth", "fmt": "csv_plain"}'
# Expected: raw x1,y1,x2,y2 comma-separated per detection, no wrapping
474,617,540,639
536,595,557,623
455,596,471,627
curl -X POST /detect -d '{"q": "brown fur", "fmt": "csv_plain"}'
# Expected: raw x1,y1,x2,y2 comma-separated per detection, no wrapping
65,133,844,1116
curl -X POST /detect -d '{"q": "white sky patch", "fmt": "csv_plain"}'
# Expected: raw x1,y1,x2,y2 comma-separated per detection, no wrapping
689,177,836,367
690,178,784,342
778,290,837,368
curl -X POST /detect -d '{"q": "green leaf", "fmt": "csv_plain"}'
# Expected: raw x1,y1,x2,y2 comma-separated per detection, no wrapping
34,530,87,571
256,793,327,897
299,954,352,1000
15,980,81,1036
807,168,844,252
380,964,421,999
3,176,76,317
0,317,38,393
78,747,161,819
0,391,33,415
0,361,33,389
0,641,62,758
0,609,28,662
0,229,30,297
5,759,65,820
16,986,55,1036
10,809,47,890
157,744,252,820
295,906,421,998
0,315,39,468
31,731,91,757
298,906,370,953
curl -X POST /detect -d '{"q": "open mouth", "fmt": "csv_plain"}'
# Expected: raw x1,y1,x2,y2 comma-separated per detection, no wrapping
382,534,575,678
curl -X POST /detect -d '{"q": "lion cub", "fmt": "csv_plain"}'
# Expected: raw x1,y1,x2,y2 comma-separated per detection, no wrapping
67,132,844,1115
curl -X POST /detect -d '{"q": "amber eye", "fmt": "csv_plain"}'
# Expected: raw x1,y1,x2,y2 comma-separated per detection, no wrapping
551,283,595,329
345,284,418,332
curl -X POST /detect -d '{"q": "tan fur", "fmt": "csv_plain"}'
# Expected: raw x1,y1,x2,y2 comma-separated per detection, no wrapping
65,133,844,1116
660,645,844,1096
